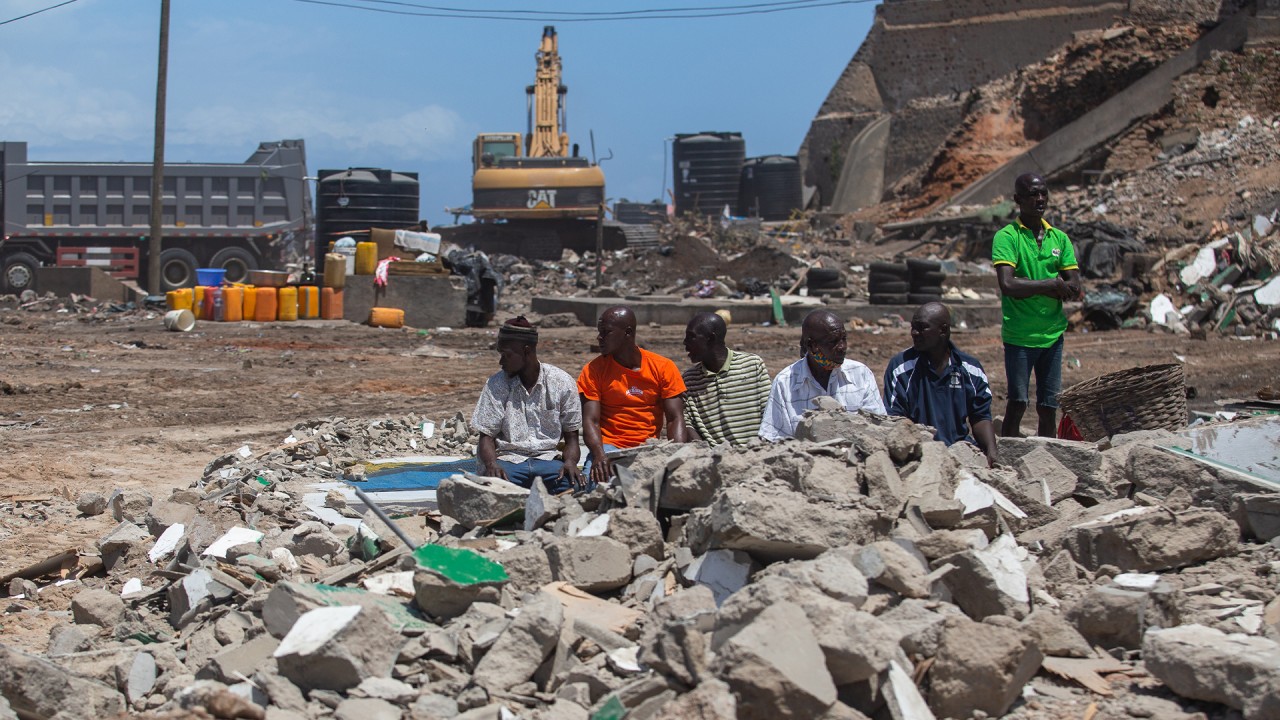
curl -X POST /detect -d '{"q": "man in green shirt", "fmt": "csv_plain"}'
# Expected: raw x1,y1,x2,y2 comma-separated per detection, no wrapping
680,312,771,446
992,173,1082,438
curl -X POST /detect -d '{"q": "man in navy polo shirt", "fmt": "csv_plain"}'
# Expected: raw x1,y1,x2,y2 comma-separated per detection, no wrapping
884,302,998,467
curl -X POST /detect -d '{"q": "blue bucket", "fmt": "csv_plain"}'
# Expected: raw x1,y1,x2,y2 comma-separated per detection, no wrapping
195,268,227,286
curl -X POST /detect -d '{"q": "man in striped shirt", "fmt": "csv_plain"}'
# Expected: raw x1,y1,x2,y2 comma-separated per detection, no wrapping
884,302,998,467
680,312,771,446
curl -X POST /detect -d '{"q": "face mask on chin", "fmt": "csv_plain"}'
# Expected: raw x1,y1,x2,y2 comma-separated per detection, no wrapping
808,348,840,371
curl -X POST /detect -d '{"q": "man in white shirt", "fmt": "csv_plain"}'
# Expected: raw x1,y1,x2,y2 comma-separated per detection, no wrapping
759,309,885,441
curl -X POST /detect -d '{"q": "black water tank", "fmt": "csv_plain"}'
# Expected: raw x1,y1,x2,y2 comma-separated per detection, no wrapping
315,168,420,264
673,132,745,218
613,200,666,225
739,155,803,221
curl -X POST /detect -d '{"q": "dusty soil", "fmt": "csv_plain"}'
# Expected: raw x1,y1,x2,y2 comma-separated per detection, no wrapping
3,309,1278,596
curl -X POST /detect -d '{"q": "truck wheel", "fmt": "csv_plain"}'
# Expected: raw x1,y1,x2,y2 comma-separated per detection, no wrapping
209,247,259,284
2,252,40,293
159,248,199,291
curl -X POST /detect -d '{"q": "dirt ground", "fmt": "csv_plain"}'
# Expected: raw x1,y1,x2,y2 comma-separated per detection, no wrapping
3,309,1278,595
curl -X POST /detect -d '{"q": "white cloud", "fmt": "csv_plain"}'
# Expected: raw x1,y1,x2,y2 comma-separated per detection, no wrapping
0,52,147,145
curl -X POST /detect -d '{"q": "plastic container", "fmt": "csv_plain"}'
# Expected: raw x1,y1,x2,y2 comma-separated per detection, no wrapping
355,241,378,275
323,253,347,288
369,307,404,328
320,288,344,320
163,309,195,332
195,267,227,286
166,288,194,312
241,285,256,320
277,286,299,321
222,286,244,322
298,286,320,320
211,288,224,322
253,287,277,322
193,286,206,320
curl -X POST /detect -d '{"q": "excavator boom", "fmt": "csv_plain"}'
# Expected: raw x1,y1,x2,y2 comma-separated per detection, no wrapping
527,26,569,158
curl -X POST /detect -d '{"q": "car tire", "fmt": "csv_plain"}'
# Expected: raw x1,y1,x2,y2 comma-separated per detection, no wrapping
908,292,944,304
906,258,942,274
209,247,259,284
869,292,910,305
910,285,944,296
914,270,947,285
159,248,199,291
2,252,40,293
868,280,909,294
869,261,908,277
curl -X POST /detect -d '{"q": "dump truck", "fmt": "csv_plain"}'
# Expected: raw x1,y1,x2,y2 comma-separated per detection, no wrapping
0,139,311,292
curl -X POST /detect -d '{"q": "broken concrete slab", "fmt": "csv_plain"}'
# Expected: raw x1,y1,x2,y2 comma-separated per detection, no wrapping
438,475,530,529
203,526,266,559
712,600,837,719
524,479,563,532
1013,446,1078,504
169,568,235,627
928,616,1043,719
879,599,964,658
685,484,891,563
76,492,107,517
885,660,936,720
412,543,509,620
494,543,553,593
0,644,126,718
761,551,869,607
545,536,632,593
935,535,1030,620
273,605,402,692
108,489,153,524
847,541,931,599
473,590,564,692
1144,624,1280,720
198,634,281,685
1233,493,1280,541
334,697,402,720
653,677,737,719
1067,581,1183,649
640,618,707,689
263,581,432,638
685,549,754,606
1020,608,1093,658
912,529,988,561
862,449,904,511
1063,506,1237,572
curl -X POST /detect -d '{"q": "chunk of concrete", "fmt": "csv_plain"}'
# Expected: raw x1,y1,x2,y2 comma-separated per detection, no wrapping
545,536,632,593
108,489,153,524
685,484,891,563
273,605,402,692
438,474,530,529
1013,446,1078,504
0,644,126,718
928,616,1043,719
122,651,157,706
524,479,563,531
77,492,108,517
199,634,281,684
98,521,150,556
762,551,868,607
885,660,936,720
71,588,126,628
1063,507,1237,572
659,446,720,511
912,529,988,561
334,697,401,720
653,585,719,633
862,449,905,511
712,601,837,719
652,677,737,719
848,541,931,599
283,522,342,559
935,535,1030,620
685,549,754,606
1020,608,1093,658
879,599,964,658
1144,624,1280,720
412,568,504,621
605,507,665,561
1233,493,1280,541
473,590,564,691
640,619,708,689
1066,581,1183,649
169,568,234,627
494,543,553,593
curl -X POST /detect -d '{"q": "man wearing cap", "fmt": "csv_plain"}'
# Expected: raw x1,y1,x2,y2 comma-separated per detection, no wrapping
681,312,771,446
471,317,585,493
578,306,687,485
993,173,1082,437
884,302,998,467
760,309,885,441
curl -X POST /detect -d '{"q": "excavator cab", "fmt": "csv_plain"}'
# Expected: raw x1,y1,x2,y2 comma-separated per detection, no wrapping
473,133,522,171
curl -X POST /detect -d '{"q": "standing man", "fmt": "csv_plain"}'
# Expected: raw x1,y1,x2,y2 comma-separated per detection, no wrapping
471,317,585,493
993,173,1082,438
578,306,687,485
681,312,771,446
760,309,885,441
884,302,999,467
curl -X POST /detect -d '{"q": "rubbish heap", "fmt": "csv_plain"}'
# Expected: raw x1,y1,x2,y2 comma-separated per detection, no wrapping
3,406,1280,719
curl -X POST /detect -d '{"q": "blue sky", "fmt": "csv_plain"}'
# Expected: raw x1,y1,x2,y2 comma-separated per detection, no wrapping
0,0,876,225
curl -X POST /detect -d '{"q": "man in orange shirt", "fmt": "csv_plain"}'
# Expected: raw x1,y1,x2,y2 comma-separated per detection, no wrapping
578,306,688,485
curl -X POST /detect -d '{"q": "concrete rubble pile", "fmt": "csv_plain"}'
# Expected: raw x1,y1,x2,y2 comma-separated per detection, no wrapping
4,406,1280,719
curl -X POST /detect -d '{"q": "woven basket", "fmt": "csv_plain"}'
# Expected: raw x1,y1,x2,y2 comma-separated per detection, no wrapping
1057,363,1187,441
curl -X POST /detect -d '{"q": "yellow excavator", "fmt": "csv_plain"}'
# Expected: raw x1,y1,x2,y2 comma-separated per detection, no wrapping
440,26,650,260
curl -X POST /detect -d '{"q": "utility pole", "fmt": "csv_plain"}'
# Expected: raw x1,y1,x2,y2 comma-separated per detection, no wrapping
147,0,170,295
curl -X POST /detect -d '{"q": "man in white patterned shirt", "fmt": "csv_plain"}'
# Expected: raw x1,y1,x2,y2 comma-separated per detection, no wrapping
759,309,885,441
471,317,585,493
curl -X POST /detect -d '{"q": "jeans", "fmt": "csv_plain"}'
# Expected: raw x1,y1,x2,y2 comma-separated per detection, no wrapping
580,443,619,489
496,458,575,495
1004,337,1064,408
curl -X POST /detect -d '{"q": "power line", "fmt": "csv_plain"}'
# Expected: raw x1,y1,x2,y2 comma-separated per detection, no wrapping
352,0,853,16
289,0,871,22
0,0,82,26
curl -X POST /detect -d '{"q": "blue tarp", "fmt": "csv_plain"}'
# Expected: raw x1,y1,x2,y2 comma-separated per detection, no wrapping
346,458,478,491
